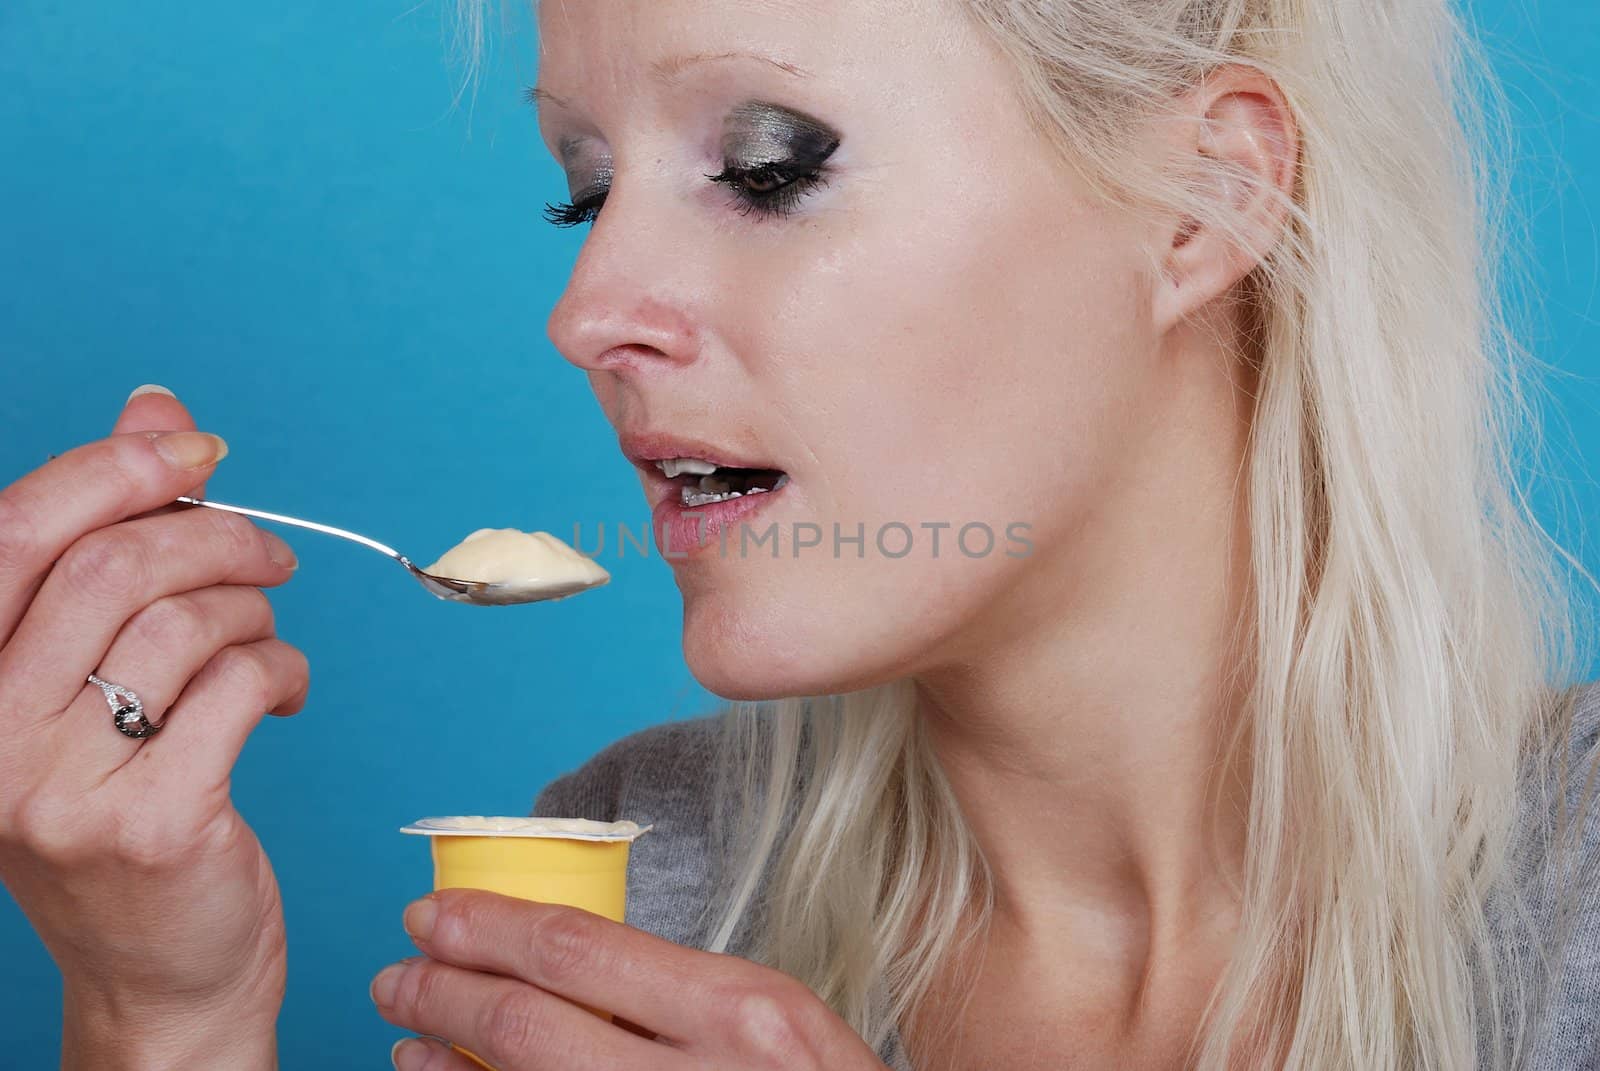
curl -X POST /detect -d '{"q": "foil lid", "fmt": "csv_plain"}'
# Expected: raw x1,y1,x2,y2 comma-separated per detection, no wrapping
400,815,651,841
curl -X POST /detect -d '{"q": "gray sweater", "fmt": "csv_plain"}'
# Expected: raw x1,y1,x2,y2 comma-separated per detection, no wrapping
532,679,1600,1069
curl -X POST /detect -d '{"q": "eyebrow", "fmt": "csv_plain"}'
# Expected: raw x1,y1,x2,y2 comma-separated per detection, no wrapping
525,49,812,115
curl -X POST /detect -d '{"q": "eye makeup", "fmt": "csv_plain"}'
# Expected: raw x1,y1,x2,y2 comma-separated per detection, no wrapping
541,99,842,227
719,101,839,170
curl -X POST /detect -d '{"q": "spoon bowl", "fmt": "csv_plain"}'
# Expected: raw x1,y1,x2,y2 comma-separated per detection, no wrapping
173,496,606,606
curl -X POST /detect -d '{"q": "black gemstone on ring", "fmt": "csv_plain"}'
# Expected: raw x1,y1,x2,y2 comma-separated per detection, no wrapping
114,704,157,738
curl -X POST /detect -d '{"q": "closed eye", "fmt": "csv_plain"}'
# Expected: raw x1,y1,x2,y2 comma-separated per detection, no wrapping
542,150,835,228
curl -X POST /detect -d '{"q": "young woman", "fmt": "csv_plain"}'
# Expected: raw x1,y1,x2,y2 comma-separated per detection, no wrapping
3,1,1597,1068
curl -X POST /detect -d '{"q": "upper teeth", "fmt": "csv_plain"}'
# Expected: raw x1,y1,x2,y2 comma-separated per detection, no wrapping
655,457,720,478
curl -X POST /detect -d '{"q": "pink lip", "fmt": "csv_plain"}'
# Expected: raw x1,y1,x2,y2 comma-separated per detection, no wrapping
617,430,780,471
649,481,790,559
615,429,791,558
617,429,784,508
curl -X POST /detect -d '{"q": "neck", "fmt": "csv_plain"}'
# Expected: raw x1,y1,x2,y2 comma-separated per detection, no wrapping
914,325,1258,964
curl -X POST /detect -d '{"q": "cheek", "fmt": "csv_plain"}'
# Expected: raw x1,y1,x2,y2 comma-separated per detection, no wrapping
679,196,1155,699
774,177,1154,538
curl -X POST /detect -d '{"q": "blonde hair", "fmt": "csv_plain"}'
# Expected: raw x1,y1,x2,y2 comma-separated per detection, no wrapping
456,2,1599,1067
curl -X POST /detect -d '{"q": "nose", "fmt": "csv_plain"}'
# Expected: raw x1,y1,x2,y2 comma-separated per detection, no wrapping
545,187,703,375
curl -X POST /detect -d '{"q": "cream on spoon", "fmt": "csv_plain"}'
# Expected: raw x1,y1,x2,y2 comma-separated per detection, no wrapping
167,497,609,606
423,527,610,603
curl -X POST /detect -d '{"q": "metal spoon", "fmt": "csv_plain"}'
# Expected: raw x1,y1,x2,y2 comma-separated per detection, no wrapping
173,496,606,606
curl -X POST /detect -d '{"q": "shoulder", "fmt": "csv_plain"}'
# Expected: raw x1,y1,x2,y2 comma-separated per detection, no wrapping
1505,678,1600,870
1499,677,1600,1067
1553,676,1600,798
531,713,725,822
530,712,731,947
1521,677,1600,875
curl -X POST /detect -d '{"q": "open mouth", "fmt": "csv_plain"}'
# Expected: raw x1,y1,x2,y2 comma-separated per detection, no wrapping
654,457,790,507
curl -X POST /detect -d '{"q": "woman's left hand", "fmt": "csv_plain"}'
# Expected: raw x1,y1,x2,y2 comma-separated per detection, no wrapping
370,889,890,1071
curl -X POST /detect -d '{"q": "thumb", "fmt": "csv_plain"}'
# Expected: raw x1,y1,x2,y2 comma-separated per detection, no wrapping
112,383,215,503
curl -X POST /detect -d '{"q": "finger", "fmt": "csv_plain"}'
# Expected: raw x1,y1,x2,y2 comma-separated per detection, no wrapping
371,956,684,1071
613,1015,659,1041
110,384,213,507
53,585,279,780
0,428,232,651
389,1036,481,1071
404,891,763,1044
0,505,297,723
123,636,309,795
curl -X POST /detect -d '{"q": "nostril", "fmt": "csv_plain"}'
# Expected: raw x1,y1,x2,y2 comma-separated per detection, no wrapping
547,297,704,374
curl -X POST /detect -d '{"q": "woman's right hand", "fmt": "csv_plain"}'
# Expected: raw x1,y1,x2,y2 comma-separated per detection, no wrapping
0,387,309,1070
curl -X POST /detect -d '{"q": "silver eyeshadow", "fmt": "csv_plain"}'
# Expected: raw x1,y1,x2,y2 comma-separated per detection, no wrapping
563,159,613,202
554,102,839,193
721,101,840,169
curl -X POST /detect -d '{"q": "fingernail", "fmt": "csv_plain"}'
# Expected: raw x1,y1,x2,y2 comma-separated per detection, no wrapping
127,383,176,402
263,530,299,570
403,897,438,942
392,1037,448,1071
371,963,406,1007
152,430,228,470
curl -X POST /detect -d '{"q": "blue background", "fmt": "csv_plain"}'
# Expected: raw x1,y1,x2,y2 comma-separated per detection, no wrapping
1,2,1596,1067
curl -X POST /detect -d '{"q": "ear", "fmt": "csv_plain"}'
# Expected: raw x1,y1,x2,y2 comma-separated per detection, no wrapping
1150,63,1299,333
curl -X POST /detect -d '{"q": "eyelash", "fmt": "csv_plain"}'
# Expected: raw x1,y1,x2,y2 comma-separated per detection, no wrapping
542,161,831,228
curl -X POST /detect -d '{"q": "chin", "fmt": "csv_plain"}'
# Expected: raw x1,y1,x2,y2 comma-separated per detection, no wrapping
680,591,839,700
678,576,945,702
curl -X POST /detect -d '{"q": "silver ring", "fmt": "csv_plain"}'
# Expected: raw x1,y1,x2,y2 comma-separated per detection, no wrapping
87,673,165,739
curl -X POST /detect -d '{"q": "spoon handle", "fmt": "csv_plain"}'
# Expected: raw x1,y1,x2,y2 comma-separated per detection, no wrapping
174,496,407,563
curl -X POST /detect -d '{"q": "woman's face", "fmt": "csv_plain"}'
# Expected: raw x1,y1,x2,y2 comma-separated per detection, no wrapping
538,0,1167,699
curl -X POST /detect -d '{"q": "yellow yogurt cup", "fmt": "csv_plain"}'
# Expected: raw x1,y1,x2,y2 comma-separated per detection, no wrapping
400,816,651,1070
